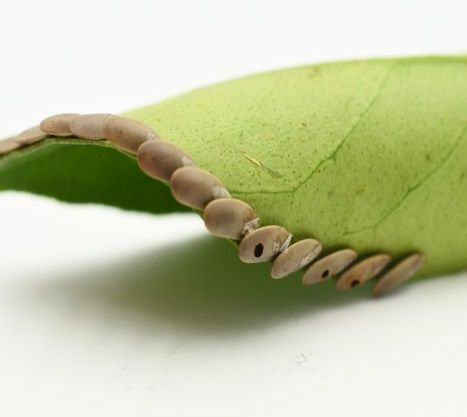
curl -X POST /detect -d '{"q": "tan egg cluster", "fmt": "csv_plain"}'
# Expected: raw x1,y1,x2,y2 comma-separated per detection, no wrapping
0,113,426,296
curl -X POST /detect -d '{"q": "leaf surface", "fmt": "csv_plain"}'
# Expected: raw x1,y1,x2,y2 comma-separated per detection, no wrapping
2,56,467,277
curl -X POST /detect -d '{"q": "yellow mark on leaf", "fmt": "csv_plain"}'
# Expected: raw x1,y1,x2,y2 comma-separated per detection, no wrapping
242,152,262,167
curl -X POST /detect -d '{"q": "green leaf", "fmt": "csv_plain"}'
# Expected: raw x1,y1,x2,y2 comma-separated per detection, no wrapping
1,56,467,278
0,140,188,214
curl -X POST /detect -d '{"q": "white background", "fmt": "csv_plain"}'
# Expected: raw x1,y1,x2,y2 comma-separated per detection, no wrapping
1,1,467,416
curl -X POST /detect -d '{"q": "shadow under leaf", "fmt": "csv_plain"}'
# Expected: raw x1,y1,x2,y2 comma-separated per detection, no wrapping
32,235,373,335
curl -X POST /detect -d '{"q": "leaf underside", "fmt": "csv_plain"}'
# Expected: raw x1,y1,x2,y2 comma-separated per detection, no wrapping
1,56,467,278
0,140,187,214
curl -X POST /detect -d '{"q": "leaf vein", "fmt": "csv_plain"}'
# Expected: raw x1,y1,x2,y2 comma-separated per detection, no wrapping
341,121,467,237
